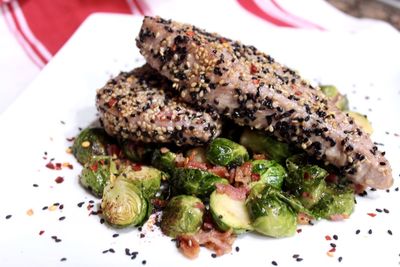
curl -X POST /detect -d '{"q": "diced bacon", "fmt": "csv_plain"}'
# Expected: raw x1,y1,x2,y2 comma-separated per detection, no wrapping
253,154,266,160
177,235,200,259
329,214,349,221
215,183,248,201
186,161,208,171
208,166,230,178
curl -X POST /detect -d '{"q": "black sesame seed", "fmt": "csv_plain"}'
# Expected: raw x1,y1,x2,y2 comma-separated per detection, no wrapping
211,253,217,258
376,208,382,213
59,204,64,210
383,208,389,213
368,229,372,234
296,258,303,262
109,248,115,253
77,202,85,208
33,184,39,187
89,200,95,204
333,234,338,240
293,254,299,258
113,233,119,238
356,229,360,234
102,250,108,254
142,260,147,265
60,258,67,262
330,243,336,248
272,260,278,266
5,215,12,219
235,246,240,252
395,187,399,192
59,216,66,221
100,218,105,224
338,256,343,262
388,230,393,235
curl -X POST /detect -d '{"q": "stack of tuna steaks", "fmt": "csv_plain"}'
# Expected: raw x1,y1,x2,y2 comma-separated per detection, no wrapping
96,16,392,190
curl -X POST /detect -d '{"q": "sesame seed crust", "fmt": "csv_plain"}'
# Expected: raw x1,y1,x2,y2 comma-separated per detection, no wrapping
96,65,222,146
136,16,393,189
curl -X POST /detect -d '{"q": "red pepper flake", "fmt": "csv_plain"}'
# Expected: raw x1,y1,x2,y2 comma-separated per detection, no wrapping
186,31,194,37
328,247,336,253
296,229,302,233
45,162,55,169
132,164,142,171
91,163,98,172
55,163,62,170
367,213,377,217
325,235,332,241
250,64,258,74
251,173,260,182
108,98,117,108
55,177,64,184
39,230,45,235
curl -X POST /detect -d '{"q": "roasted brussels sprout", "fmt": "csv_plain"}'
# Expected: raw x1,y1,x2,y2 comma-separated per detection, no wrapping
80,156,117,198
120,164,163,199
206,138,249,167
311,185,354,220
346,111,373,134
172,168,229,197
285,155,328,209
72,127,112,164
121,140,155,163
251,160,287,189
246,184,297,237
101,176,148,227
151,149,177,175
320,85,349,111
210,188,252,234
240,129,291,163
161,195,204,238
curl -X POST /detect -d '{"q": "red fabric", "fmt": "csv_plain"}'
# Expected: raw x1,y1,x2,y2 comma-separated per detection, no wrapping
18,0,133,55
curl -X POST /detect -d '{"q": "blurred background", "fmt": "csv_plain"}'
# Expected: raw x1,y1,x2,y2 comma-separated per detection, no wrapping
0,0,399,113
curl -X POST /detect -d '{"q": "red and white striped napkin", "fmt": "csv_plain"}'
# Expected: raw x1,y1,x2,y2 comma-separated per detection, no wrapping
0,0,398,112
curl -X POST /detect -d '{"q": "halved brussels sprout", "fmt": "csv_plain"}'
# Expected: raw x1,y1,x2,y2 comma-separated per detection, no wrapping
161,195,204,238
172,168,229,197
206,138,249,167
246,184,297,237
101,176,148,227
80,156,117,198
151,149,177,175
320,85,349,111
346,111,373,134
311,185,354,220
72,127,112,165
121,140,155,163
120,164,163,199
251,160,287,189
210,189,252,234
285,155,327,209
240,129,291,163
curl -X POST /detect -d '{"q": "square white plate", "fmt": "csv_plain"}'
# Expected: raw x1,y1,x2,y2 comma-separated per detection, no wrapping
0,13,399,267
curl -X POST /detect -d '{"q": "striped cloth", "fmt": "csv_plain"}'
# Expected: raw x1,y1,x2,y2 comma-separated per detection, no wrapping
0,0,397,113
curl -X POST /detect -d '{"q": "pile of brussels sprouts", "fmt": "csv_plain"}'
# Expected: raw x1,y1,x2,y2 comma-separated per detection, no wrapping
71,86,367,255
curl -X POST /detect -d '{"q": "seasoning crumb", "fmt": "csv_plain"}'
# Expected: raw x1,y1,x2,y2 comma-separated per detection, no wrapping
60,257,67,262
26,209,34,216
5,215,12,219
272,260,278,266
113,233,119,238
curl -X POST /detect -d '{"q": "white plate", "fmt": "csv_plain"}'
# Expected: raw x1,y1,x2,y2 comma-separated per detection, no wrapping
0,13,399,267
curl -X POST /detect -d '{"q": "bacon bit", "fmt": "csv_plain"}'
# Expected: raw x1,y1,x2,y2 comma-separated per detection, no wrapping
66,137,75,142
296,229,302,233
45,162,55,170
329,214,349,221
55,177,64,184
107,144,121,157
253,154,266,160
250,64,258,74
294,91,302,96
297,212,312,225
186,161,208,171
175,153,187,168
177,235,200,259
151,198,168,209
215,183,248,201
39,230,45,235
196,229,235,257
325,173,338,183
194,202,205,211
107,98,117,108
325,235,332,241
132,164,142,171
367,213,377,217
90,163,98,172
186,31,194,37
26,209,34,216
55,163,62,170
208,166,230,178
252,79,260,85
328,247,336,253
353,183,366,194
251,173,260,181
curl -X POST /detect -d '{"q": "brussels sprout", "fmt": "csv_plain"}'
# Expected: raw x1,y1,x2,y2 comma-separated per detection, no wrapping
72,127,112,164
320,85,349,111
101,176,148,227
209,188,252,234
246,184,297,237
206,138,249,167
311,185,354,220
172,168,229,197
285,155,328,209
120,164,163,199
240,129,291,163
161,195,204,238
121,140,155,163
346,111,373,134
80,156,118,198
151,149,177,175
251,160,287,189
